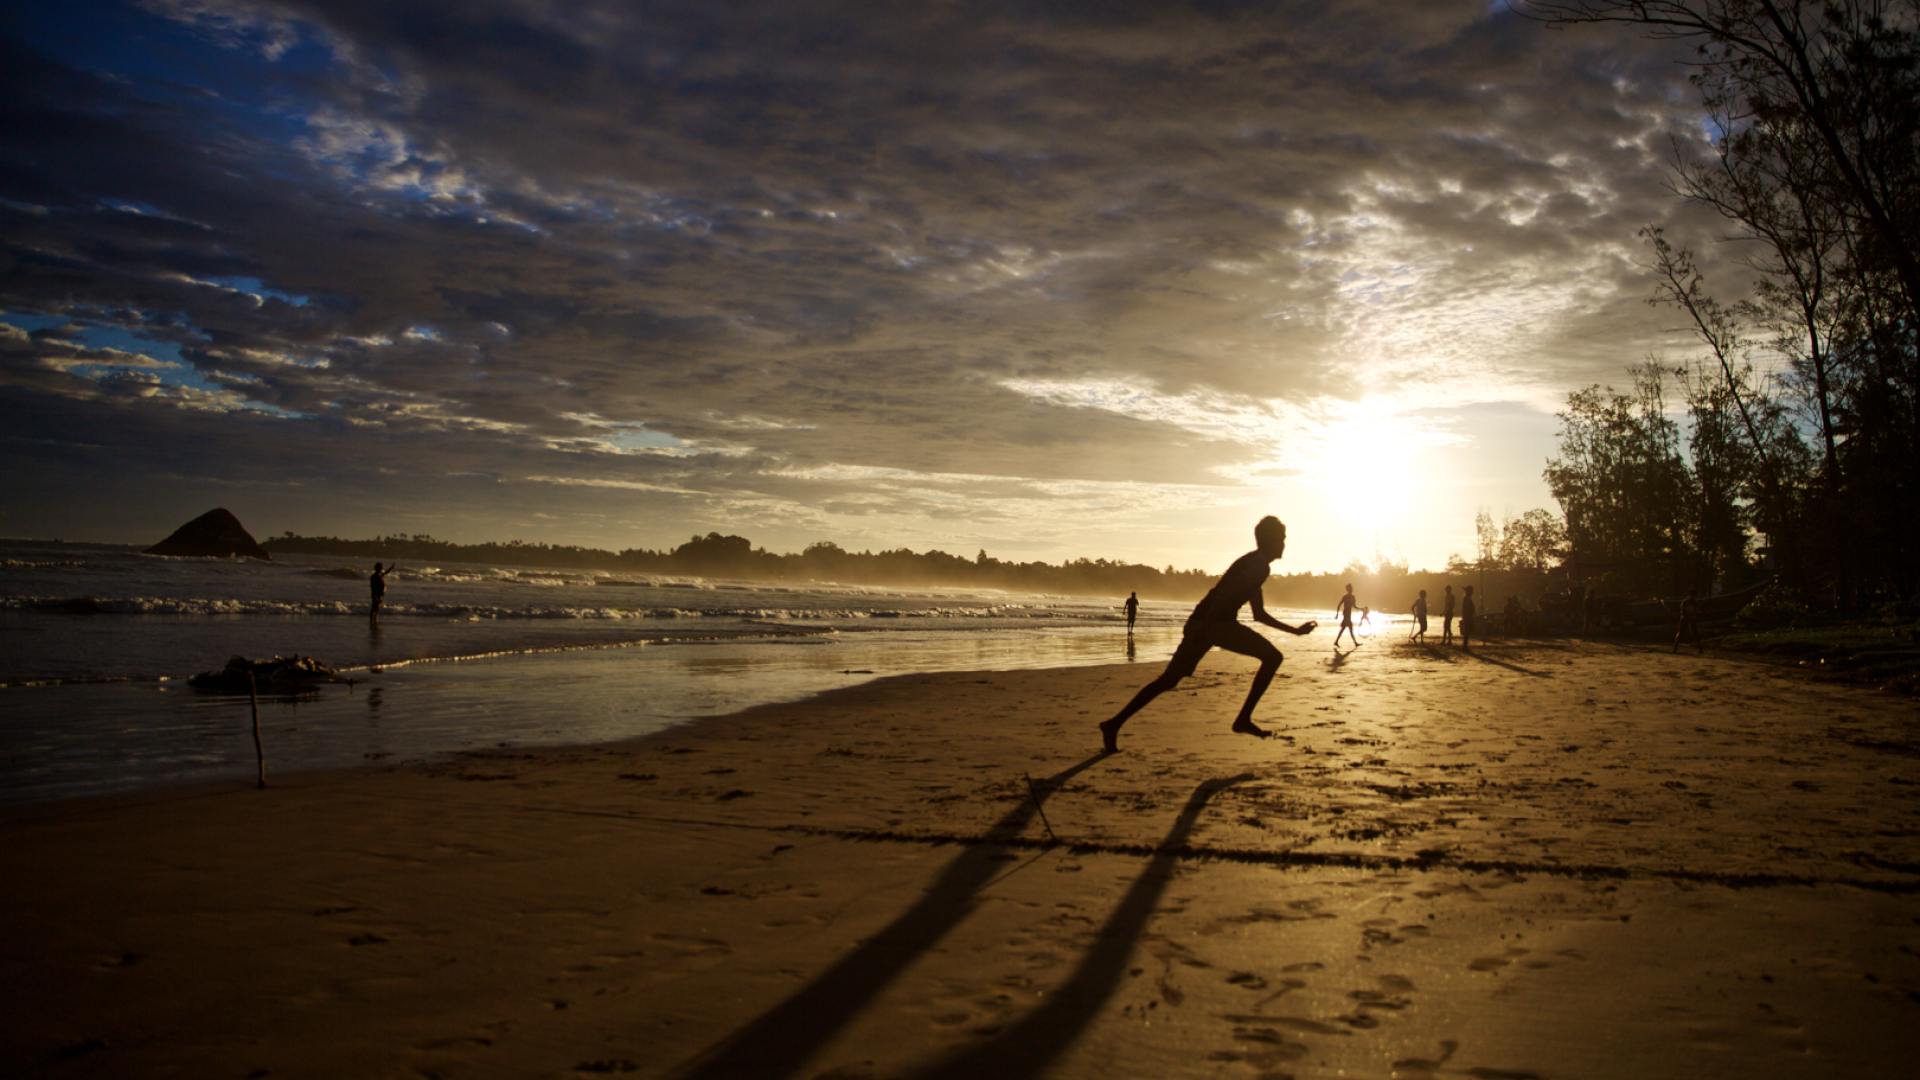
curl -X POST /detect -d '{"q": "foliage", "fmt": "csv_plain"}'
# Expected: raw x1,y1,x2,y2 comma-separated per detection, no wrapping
1526,0,1920,603
1731,579,1818,631
1543,364,1698,594
1498,508,1569,572
1711,620,1920,694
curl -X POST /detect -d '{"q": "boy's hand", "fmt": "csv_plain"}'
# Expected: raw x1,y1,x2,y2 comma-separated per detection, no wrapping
1296,621,1317,635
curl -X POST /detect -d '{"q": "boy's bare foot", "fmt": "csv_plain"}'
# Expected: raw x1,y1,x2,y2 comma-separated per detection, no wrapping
1230,720,1271,739
1099,719,1121,752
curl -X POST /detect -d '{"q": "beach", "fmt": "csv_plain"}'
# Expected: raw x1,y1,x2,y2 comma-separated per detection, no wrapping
5,635,1918,1079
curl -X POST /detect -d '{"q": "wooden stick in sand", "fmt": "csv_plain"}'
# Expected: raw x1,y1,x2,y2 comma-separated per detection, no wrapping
1022,771,1058,844
248,671,266,789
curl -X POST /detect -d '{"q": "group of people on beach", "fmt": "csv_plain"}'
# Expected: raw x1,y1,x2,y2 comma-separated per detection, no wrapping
1402,584,1475,649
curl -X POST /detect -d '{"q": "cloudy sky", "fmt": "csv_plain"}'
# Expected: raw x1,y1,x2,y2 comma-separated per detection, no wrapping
0,0,1735,574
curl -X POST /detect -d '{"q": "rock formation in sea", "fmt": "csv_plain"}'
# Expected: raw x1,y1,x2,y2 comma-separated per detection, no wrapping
145,508,273,560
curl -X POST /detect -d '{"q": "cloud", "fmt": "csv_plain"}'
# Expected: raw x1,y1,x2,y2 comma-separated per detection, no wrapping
0,0,1729,567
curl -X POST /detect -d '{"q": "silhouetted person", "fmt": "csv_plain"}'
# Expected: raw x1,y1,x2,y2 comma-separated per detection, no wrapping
1674,589,1703,653
1441,585,1456,644
370,561,396,625
1410,590,1428,643
1334,584,1361,648
1460,585,1476,651
1125,591,1139,633
1099,516,1316,751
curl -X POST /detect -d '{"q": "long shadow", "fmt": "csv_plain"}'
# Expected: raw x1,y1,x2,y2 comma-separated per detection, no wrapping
1461,648,1553,678
903,774,1253,1080
667,752,1111,1080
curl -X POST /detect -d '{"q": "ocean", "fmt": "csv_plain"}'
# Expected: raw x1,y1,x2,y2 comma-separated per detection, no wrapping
2,539,1268,804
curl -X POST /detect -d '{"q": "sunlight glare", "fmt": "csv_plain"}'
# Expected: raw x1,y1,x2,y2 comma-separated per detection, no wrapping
1301,401,1426,556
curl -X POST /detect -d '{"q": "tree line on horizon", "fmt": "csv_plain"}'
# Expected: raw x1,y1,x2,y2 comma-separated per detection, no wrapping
262,530,1221,601
1523,2,1920,607
261,528,1554,612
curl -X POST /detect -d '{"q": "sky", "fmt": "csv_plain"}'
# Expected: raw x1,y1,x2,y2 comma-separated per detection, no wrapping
0,0,1743,575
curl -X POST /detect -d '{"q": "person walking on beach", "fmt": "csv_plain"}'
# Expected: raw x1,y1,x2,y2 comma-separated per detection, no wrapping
1674,589,1703,653
1125,591,1140,634
1099,516,1317,752
1334,584,1362,648
369,561,396,625
1460,585,1477,651
1410,589,1428,643
1441,585,1456,644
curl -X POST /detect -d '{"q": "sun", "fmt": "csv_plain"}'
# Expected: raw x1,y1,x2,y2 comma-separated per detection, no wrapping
1329,429,1419,536
1299,400,1427,559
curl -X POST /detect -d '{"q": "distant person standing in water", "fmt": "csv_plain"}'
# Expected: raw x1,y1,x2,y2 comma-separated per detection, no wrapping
370,561,396,624
1099,516,1316,751
1334,583,1362,648
1460,585,1477,651
1125,591,1140,633
1410,589,1428,643
1441,585,1456,644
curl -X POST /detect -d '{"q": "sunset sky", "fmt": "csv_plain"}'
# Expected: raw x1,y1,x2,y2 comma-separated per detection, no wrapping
0,0,1741,575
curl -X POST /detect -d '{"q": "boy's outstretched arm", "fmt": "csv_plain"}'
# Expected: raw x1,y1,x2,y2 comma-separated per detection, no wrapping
1250,594,1317,636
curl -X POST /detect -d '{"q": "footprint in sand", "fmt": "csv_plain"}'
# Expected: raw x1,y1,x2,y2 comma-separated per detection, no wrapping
1469,947,1531,972
647,933,731,972
1224,1027,1311,1064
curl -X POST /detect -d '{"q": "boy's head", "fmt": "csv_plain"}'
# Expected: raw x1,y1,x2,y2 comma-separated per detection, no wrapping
1254,516,1287,557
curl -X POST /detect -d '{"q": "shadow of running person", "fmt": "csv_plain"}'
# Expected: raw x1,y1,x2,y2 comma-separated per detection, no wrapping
1461,650,1553,678
900,773,1253,1080
667,752,1117,1080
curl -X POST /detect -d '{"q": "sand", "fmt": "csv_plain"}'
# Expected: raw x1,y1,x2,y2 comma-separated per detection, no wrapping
4,635,1918,1079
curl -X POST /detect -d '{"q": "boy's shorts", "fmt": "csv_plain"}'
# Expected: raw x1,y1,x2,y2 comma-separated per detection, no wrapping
1163,621,1277,679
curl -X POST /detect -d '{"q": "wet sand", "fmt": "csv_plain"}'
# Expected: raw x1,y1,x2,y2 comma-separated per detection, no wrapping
4,635,1918,1078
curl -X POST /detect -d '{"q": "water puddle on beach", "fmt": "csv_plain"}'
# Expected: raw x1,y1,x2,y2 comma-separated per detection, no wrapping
0,626,1180,804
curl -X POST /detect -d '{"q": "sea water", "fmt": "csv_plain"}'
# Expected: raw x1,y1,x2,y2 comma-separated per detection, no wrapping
4,540,1280,803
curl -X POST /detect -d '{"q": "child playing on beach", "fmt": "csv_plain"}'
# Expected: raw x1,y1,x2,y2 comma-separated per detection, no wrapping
1334,584,1362,648
1099,516,1316,751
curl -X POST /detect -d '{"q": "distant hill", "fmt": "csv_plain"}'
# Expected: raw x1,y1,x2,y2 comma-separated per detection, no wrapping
147,508,272,560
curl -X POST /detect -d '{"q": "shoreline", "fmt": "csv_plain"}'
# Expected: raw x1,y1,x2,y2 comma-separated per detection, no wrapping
5,636,1917,1078
0,624,1189,807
